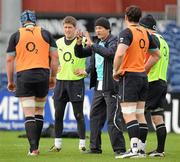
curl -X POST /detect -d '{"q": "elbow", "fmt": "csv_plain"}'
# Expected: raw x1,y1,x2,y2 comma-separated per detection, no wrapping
6,57,14,64
75,50,88,58
75,53,82,58
152,50,161,63
154,55,160,63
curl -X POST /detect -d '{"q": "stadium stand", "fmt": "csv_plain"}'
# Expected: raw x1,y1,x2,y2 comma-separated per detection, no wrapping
1,21,180,92
161,21,180,92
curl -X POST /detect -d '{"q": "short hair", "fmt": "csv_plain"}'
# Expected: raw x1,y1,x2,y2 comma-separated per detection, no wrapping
125,5,142,23
63,16,77,27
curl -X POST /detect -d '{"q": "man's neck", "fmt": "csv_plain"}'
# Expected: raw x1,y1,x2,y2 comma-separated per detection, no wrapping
127,22,139,28
65,35,76,41
24,23,35,28
64,37,76,45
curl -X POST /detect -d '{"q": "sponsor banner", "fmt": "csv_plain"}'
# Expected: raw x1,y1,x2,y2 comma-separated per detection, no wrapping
164,93,180,134
0,89,180,133
0,89,92,131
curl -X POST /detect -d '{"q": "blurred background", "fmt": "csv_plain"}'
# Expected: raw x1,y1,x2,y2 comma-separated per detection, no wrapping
0,0,180,134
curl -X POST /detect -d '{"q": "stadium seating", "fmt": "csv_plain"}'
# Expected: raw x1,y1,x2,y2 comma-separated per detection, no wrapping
163,22,180,92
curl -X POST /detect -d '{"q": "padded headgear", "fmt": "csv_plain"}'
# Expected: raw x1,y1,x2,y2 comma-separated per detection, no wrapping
20,10,36,26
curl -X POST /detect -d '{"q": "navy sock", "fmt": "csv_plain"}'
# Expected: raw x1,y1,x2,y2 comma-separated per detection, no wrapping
25,116,38,152
35,115,44,148
126,120,140,139
139,123,148,143
156,123,167,152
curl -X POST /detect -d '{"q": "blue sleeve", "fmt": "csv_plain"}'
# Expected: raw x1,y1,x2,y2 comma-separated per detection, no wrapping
6,31,20,54
147,32,158,50
41,28,57,50
118,28,133,46
152,34,160,48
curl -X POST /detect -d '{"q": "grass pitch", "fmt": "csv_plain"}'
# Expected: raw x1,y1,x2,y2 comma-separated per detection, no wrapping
0,131,180,162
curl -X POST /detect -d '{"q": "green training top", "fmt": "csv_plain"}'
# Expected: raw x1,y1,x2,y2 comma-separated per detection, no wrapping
56,37,86,80
148,33,169,82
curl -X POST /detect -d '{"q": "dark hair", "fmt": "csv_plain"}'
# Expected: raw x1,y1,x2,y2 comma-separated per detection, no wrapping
63,16,77,27
125,5,142,23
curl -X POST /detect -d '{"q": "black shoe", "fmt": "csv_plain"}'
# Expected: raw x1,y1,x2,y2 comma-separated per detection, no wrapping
49,145,61,152
138,150,146,158
86,149,102,154
79,146,87,153
114,151,126,159
147,150,165,157
115,149,139,159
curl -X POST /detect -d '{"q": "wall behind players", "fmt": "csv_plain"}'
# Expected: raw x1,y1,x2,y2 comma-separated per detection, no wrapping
22,0,177,14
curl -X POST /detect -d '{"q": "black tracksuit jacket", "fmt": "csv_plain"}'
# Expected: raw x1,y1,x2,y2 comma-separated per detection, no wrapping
74,34,119,94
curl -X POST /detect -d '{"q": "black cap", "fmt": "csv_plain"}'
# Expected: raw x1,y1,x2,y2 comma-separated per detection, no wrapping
95,17,110,29
139,14,156,30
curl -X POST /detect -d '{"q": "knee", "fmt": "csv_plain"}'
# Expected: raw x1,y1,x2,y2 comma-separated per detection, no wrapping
35,107,44,115
152,115,164,125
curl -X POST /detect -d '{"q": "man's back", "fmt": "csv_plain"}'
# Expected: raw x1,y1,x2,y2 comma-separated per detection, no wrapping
16,26,50,72
119,25,149,75
147,33,169,82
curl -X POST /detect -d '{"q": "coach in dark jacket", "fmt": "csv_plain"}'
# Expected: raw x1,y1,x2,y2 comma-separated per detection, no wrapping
74,17,126,156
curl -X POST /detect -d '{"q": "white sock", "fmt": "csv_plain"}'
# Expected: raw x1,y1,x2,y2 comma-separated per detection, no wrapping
138,140,146,151
55,138,62,149
130,137,139,153
79,139,86,147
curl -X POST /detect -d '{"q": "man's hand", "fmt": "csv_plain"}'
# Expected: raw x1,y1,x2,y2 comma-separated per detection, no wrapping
76,30,83,45
113,70,121,82
74,69,87,77
49,76,56,89
57,65,61,73
7,82,16,92
84,31,93,47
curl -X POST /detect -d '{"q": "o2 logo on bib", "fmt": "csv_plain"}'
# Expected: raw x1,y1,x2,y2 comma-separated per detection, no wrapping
139,39,145,49
139,39,147,52
26,42,38,54
63,52,74,64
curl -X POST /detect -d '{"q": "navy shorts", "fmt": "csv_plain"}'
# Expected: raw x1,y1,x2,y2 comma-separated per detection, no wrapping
145,80,167,116
15,69,49,97
118,72,148,102
53,79,85,102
